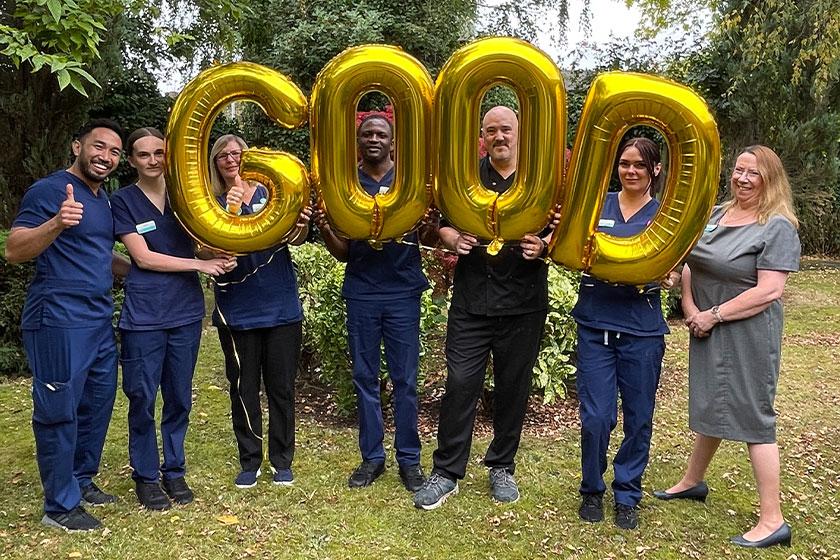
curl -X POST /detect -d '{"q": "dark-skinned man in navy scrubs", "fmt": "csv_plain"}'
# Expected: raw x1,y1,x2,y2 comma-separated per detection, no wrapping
5,119,130,532
316,114,429,492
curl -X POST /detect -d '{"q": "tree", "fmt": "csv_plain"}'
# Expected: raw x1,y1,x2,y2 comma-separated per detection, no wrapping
0,0,247,226
671,0,840,254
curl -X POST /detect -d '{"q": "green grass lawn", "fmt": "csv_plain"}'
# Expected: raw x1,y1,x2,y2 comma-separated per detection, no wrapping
1,266,838,559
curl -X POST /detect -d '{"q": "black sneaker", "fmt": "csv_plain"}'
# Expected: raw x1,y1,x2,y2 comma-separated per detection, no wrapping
41,506,102,532
614,503,639,530
161,477,194,505
80,482,117,506
135,481,172,511
579,493,604,522
398,464,426,492
348,460,385,488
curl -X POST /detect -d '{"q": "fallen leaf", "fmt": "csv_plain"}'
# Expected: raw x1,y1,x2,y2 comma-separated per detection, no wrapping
216,514,239,525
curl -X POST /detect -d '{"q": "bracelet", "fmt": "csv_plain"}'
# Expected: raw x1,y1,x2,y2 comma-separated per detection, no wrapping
711,305,724,323
539,238,548,258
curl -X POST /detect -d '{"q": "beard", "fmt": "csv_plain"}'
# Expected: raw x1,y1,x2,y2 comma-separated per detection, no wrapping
77,153,114,184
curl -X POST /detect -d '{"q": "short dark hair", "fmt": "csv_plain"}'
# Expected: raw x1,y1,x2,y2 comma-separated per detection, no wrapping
75,118,124,145
126,127,164,156
357,113,393,136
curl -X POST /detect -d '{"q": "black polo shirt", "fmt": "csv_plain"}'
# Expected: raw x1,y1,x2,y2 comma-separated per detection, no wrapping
446,157,549,316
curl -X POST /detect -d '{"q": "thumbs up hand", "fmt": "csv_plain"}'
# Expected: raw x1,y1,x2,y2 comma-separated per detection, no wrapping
57,183,84,229
226,176,245,215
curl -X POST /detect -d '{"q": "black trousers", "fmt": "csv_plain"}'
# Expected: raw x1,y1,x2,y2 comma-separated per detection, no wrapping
217,322,302,471
432,306,547,480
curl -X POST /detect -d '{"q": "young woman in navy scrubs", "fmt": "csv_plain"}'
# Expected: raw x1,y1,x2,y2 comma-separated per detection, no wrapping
111,128,235,510
573,137,679,530
209,134,310,489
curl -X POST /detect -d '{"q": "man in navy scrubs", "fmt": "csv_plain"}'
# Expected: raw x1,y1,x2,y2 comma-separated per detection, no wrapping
316,114,429,491
414,106,550,510
5,119,129,531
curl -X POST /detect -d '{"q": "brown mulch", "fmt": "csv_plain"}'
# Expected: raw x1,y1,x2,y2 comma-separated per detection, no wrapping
294,360,688,440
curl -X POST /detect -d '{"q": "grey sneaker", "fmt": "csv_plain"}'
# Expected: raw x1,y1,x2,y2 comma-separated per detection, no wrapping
488,467,520,503
413,473,458,510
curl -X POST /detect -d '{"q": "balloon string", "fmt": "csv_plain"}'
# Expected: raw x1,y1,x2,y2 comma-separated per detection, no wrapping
211,244,291,453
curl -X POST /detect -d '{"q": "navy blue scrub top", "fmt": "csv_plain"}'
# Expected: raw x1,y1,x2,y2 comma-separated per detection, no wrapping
13,170,115,330
572,192,669,336
342,167,429,301
110,184,205,331
211,184,303,330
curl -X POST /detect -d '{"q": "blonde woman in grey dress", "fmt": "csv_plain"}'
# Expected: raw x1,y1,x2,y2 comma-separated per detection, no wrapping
654,146,800,549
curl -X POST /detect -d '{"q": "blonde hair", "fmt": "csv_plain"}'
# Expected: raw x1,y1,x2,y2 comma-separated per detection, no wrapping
209,134,248,196
723,145,799,229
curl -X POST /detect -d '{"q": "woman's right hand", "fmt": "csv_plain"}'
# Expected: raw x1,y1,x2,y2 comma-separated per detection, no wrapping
226,176,246,213
198,256,237,276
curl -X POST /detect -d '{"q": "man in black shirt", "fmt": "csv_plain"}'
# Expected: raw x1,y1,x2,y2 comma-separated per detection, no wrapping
414,106,550,509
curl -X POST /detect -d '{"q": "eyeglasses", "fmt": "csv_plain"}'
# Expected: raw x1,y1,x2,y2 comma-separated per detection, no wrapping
732,167,760,180
215,150,242,162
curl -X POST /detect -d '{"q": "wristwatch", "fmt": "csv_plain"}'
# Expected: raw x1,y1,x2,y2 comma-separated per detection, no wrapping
711,305,724,323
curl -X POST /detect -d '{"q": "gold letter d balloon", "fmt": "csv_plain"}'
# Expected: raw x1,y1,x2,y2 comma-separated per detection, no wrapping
165,38,720,284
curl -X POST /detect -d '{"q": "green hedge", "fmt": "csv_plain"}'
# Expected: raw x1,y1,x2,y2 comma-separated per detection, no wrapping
0,230,32,376
292,243,580,414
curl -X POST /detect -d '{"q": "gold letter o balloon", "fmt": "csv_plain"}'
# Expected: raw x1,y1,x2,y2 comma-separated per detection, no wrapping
433,37,566,254
165,62,309,253
548,72,720,285
310,45,434,241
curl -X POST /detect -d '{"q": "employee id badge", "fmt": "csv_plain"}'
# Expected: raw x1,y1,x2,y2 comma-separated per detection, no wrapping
136,220,157,234
598,219,615,229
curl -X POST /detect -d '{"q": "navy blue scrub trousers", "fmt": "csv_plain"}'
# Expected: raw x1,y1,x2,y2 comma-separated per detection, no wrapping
345,296,421,467
23,321,118,514
576,324,665,507
120,321,202,484
432,306,547,480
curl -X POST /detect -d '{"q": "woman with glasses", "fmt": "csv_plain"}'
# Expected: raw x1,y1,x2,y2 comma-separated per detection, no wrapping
209,134,310,489
654,146,800,549
111,127,235,510
573,137,675,530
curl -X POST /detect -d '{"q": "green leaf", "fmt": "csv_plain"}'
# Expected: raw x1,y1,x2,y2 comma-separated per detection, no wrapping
56,68,71,90
46,0,63,23
69,76,90,97
69,66,99,88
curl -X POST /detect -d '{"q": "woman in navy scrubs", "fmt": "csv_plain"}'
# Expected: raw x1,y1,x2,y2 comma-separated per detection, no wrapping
573,137,678,530
209,134,310,489
111,128,235,510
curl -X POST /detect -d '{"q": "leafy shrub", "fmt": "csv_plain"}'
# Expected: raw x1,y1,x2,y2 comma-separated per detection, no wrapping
533,265,579,403
0,229,33,376
292,243,580,413
0,229,126,378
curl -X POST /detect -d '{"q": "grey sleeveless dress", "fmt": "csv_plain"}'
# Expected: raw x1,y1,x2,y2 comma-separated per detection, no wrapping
685,206,800,443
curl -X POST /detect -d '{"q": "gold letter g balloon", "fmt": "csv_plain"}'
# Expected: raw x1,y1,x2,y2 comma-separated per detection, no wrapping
165,62,309,253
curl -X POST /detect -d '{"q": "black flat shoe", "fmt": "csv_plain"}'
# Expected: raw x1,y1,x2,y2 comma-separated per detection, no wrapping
653,481,708,502
730,522,792,548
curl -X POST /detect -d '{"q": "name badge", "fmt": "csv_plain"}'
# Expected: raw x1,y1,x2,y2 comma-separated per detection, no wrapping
252,198,267,213
378,186,390,195
704,223,718,232
598,219,615,228
136,220,156,234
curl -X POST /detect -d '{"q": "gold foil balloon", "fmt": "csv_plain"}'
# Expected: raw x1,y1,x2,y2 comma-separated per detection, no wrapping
310,45,434,240
165,62,309,253
548,71,720,285
433,37,566,254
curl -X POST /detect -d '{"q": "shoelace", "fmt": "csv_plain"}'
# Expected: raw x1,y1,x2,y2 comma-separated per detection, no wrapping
489,469,515,488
